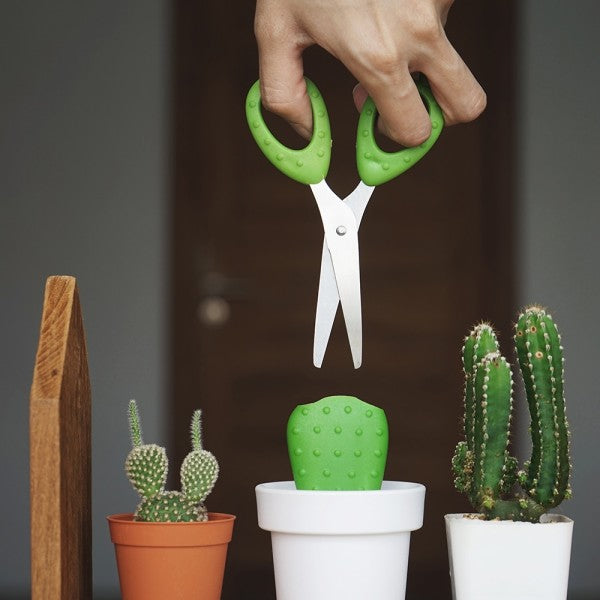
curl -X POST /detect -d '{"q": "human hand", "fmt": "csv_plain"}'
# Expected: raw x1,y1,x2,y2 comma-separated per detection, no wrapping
254,0,486,147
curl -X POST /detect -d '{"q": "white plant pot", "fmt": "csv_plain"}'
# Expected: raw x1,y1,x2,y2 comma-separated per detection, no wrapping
445,513,573,600
256,481,425,600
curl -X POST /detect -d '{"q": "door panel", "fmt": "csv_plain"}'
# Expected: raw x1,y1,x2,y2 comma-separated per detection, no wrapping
172,2,516,598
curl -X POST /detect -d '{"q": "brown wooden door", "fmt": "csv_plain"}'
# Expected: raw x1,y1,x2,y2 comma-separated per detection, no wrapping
171,2,516,598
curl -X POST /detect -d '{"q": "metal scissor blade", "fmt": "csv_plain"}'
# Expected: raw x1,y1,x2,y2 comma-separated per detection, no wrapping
313,239,339,367
345,180,375,228
311,181,363,368
328,225,362,368
313,181,374,368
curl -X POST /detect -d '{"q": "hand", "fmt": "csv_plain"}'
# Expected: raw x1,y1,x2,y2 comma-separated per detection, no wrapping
254,0,486,147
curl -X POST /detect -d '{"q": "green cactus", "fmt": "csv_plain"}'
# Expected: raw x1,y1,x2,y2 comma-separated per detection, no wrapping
462,323,500,454
514,307,570,508
287,395,388,491
452,307,571,522
471,352,515,509
125,400,219,522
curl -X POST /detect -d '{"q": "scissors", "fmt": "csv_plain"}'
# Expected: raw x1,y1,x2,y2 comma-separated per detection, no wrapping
246,78,443,368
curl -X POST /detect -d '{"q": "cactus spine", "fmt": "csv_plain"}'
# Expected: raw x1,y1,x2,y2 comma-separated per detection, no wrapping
452,307,571,522
125,400,219,522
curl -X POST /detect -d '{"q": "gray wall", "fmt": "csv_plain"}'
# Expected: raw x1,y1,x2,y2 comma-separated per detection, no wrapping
518,1,600,597
0,2,167,596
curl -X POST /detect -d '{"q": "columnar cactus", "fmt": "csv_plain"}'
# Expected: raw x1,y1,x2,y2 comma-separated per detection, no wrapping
125,400,219,522
287,395,389,491
452,306,571,522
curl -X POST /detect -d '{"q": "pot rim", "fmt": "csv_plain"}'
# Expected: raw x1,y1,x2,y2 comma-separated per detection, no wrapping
107,512,236,525
107,512,236,547
444,512,573,526
256,480,424,496
256,480,425,535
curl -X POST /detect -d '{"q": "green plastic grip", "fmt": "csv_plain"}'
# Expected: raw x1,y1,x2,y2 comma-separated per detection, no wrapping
356,79,444,186
245,78,332,184
287,395,389,491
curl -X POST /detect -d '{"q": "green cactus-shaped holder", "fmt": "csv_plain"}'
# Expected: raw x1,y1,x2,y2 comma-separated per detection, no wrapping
287,395,389,491
125,400,219,522
452,307,572,522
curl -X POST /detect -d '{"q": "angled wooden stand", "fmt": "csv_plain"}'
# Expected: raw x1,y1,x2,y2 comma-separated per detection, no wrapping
30,276,92,599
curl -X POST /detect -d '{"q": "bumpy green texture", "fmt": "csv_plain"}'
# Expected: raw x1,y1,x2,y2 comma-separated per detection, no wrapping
515,307,570,507
462,324,500,455
287,395,388,491
125,400,219,522
471,352,515,509
136,491,207,523
452,308,572,522
126,444,168,498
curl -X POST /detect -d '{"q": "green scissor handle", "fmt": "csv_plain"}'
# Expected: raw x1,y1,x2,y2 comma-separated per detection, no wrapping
356,79,444,186
245,78,332,185
246,77,443,187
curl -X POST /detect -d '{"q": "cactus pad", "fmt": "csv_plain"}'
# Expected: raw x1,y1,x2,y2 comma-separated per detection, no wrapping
181,449,219,503
135,491,208,523
125,444,168,498
287,395,388,491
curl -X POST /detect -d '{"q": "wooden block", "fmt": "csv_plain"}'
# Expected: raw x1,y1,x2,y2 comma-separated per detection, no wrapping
30,276,92,600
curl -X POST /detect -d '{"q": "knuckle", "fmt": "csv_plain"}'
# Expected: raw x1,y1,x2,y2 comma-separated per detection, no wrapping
389,122,431,147
260,84,304,119
408,7,445,44
260,88,292,116
456,88,487,122
254,10,290,46
253,12,268,41
363,47,401,77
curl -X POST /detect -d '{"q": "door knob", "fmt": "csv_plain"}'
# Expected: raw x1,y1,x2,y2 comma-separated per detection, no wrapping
196,270,248,328
197,296,231,327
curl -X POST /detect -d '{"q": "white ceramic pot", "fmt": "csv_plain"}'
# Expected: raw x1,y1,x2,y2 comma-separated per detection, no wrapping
256,481,425,600
445,513,573,600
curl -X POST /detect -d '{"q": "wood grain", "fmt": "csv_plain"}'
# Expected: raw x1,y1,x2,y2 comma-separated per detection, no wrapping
30,276,92,600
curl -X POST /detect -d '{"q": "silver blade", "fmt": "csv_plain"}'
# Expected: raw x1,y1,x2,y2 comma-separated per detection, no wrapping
345,181,375,228
313,239,339,367
311,180,364,369
313,181,374,368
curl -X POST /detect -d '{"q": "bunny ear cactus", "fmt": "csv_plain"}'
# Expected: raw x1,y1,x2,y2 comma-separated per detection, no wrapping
452,307,572,523
125,400,219,522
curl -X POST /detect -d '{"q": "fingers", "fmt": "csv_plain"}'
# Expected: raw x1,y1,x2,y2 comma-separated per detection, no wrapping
350,66,433,147
352,82,418,143
420,34,487,126
254,11,313,139
350,43,485,144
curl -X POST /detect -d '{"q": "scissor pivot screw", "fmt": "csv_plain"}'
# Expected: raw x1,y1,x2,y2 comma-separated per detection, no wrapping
336,226,347,236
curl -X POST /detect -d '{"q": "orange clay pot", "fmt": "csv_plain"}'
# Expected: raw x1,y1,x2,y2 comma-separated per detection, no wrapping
107,512,235,600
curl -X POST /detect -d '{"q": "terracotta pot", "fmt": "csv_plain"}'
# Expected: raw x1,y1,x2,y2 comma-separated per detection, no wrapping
107,512,235,600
